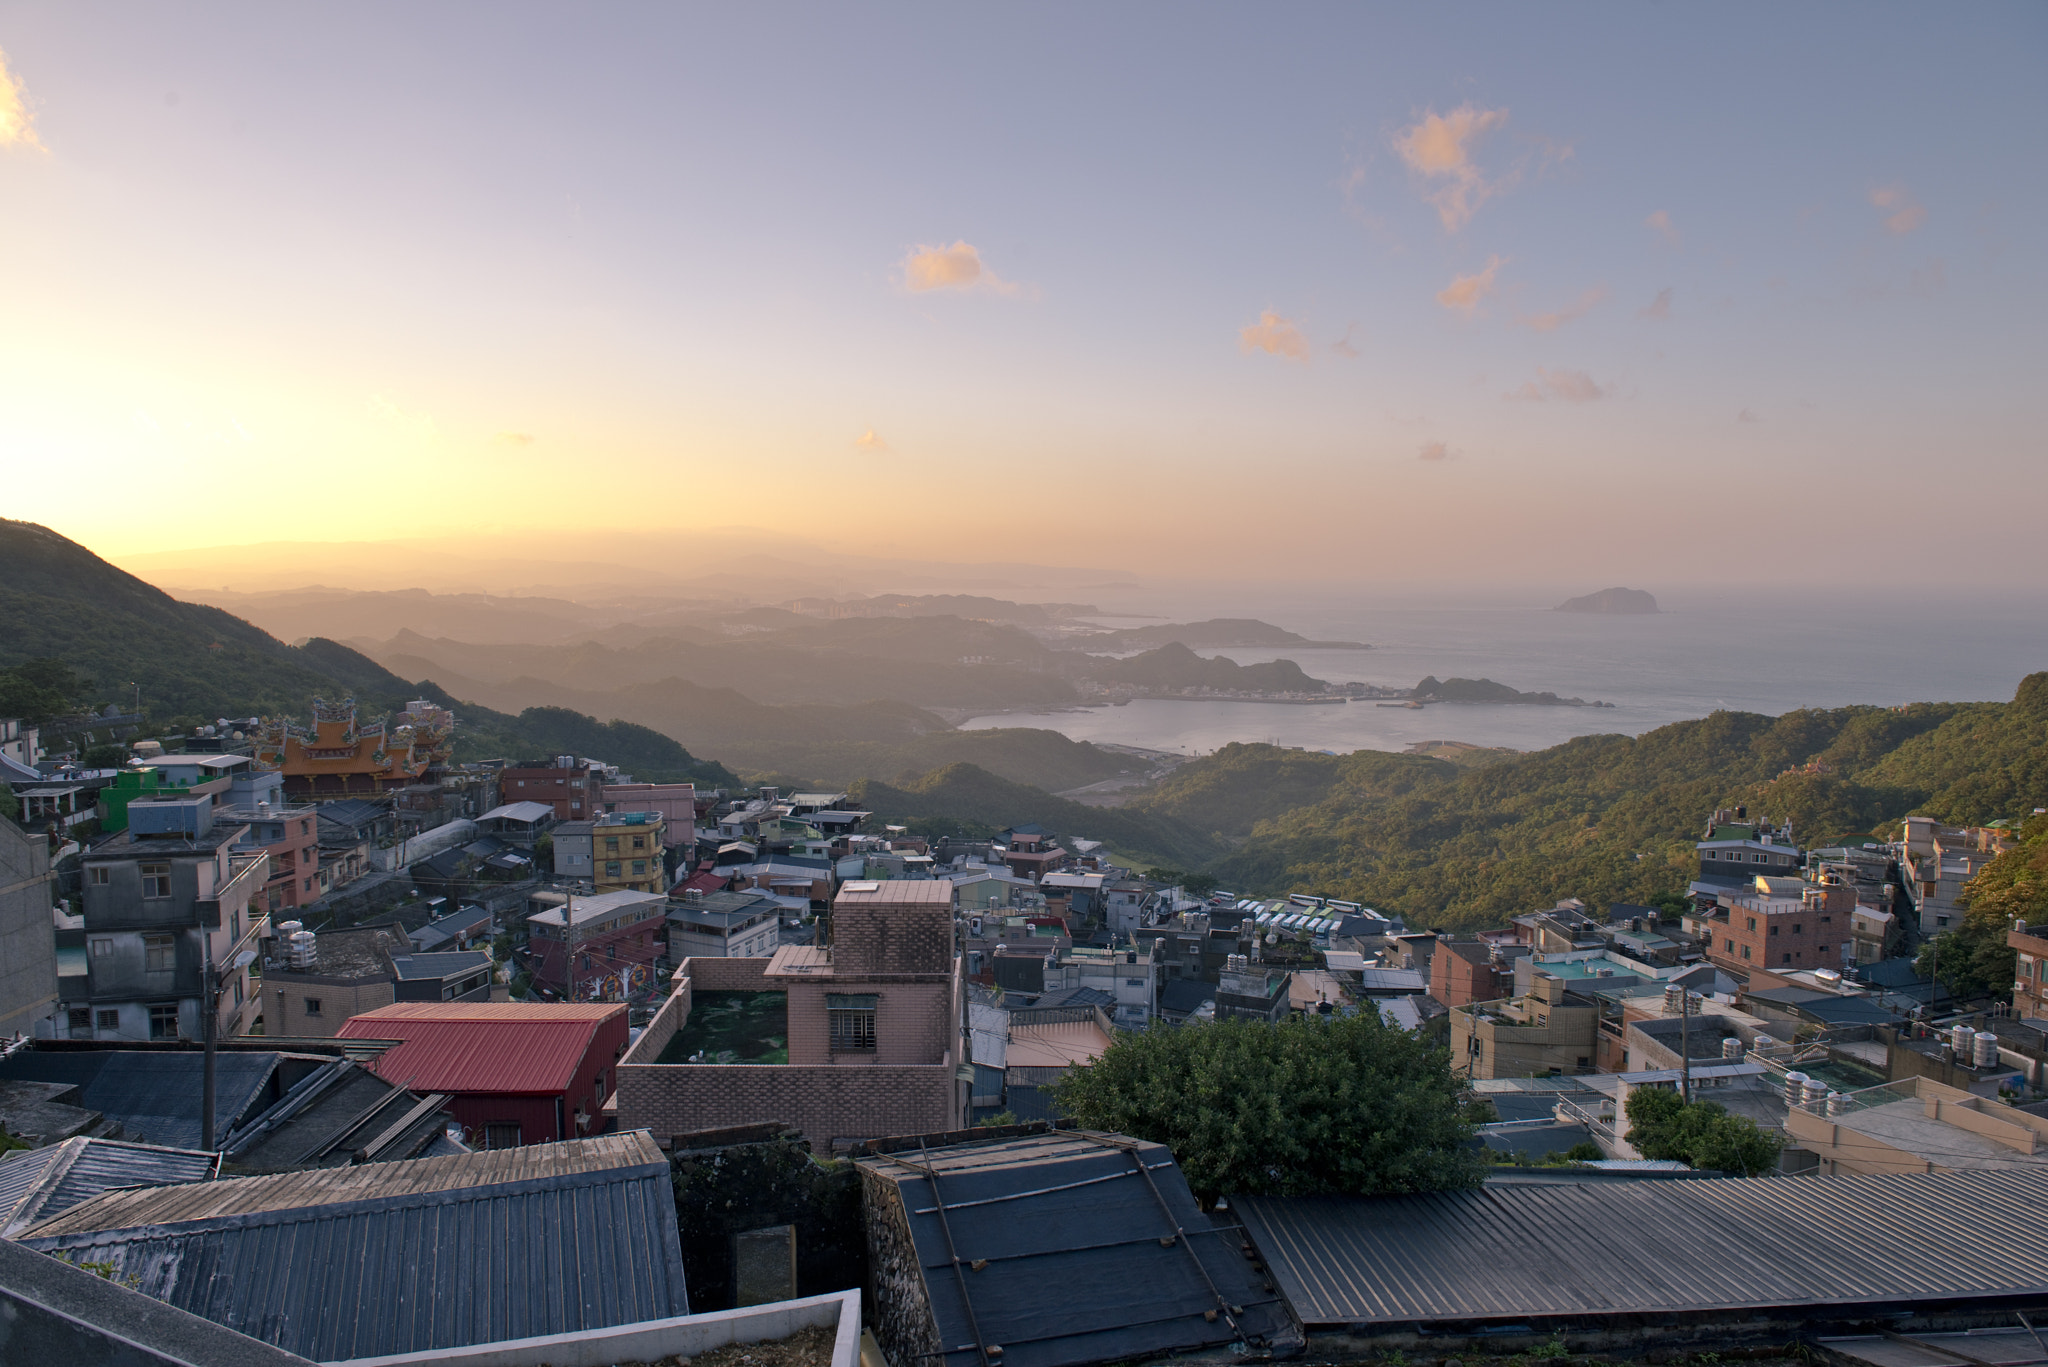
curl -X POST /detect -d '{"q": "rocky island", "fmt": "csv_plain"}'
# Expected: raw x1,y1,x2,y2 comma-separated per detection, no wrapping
1554,587,1659,614
1414,675,1615,708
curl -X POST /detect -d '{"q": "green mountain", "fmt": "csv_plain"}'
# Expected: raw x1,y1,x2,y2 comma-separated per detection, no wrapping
1088,641,1327,692
0,521,733,785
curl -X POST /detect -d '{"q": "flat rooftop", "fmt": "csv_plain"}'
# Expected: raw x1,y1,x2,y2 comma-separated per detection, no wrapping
835,878,953,906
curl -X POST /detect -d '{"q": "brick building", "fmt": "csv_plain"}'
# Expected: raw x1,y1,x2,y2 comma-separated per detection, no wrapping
339,1001,629,1147
601,781,696,851
1429,939,1511,1008
1707,878,1854,974
616,878,965,1148
498,756,598,821
526,890,668,999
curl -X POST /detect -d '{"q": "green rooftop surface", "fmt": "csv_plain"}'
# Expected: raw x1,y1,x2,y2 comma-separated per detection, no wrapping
658,989,789,1065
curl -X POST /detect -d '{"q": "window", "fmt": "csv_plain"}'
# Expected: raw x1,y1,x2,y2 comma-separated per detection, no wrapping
67,1008,91,1031
90,937,113,959
483,1122,521,1150
1769,925,1779,937
1821,915,1832,924
1782,953,1793,965
1938,915,1951,927
89,866,108,885
148,1003,179,1040
632,836,646,851
144,934,175,972
1741,945,1751,961
141,862,172,898
605,861,621,878
1746,917,1757,932
304,997,323,1016
1791,924,1802,935
605,837,620,852
827,993,878,1051
632,861,647,877
95,1009,119,1031
607,943,617,961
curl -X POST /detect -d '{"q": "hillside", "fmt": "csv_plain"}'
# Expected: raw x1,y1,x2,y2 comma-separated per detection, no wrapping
1180,674,2048,929
1066,618,1368,651
1088,642,1327,693
1555,587,1659,614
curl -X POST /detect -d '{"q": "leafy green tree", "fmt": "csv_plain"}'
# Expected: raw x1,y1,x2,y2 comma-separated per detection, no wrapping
0,659,91,723
1052,1012,1482,1204
80,743,128,768
1624,1087,1783,1175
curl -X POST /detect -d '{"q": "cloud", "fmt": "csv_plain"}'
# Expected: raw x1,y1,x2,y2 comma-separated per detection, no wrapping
1238,310,1311,362
1418,440,1452,462
855,428,889,453
0,46,45,151
1435,256,1505,314
1517,286,1606,333
1870,184,1926,234
1645,210,1680,246
1505,367,1608,403
1640,287,1673,321
1392,104,1510,231
1331,323,1360,358
495,431,535,446
899,240,1025,296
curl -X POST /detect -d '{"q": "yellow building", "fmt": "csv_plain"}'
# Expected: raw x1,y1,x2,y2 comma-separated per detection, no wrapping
594,811,665,893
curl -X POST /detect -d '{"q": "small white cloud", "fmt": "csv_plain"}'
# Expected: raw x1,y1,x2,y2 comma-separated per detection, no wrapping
1640,287,1673,321
1392,104,1510,232
1238,311,1311,362
1517,286,1606,333
855,428,890,453
1436,256,1505,314
1418,440,1451,462
0,46,45,152
1505,367,1608,403
1645,209,1680,246
899,240,1026,296
1870,184,1926,234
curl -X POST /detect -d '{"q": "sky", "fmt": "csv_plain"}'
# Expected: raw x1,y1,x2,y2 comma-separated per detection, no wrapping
3,4,2045,589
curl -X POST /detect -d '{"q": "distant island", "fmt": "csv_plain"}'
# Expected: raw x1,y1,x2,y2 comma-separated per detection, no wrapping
1414,675,1614,708
1069,618,1369,651
1554,587,1659,614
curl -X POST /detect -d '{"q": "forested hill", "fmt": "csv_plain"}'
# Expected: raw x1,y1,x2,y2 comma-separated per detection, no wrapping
1129,673,2048,930
0,520,734,785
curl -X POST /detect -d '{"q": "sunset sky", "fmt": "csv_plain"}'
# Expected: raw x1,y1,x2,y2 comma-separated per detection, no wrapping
3,5,2044,588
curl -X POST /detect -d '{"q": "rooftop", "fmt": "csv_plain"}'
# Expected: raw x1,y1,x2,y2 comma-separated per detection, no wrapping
0,1050,279,1151
1007,1018,1114,1069
527,888,666,929
0,1137,217,1238
338,1003,623,1094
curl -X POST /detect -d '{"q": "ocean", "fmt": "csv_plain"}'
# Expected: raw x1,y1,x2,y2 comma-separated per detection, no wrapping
959,594,2048,757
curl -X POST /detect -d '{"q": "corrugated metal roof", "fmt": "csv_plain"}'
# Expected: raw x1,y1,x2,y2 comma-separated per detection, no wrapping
859,1132,1290,1367
0,1136,218,1237
0,1050,278,1150
337,1003,622,1094
1237,1170,2048,1327
19,1133,686,1361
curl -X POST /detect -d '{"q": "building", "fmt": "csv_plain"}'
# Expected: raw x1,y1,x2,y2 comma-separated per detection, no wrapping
1429,938,1512,1009
0,816,59,1040
588,810,666,893
0,717,39,767
1038,940,1158,1028
498,754,599,820
858,1130,1291,1367
526,889,668,998
552,819,596,880
255,697,442,801
1786,1075,2048,1174
667,888,783,960
998,827,1065,883
602,780,696,850
1694,807,1803,886
219,797,323,915
0,1136,219,1238
15,1133,687,1362
339,1001,630,1147
2012,921,2048,1018
259,923,493,1037
1450,975,1600,1079
1707,876,1854,973
1900,816,2014,936
617,878,966,1149
70,798,267,1043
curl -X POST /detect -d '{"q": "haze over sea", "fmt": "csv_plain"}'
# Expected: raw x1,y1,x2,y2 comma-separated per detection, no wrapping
962,591,2048,758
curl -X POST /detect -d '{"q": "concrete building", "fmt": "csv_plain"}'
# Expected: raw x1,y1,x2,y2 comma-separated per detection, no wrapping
0,815,59,1039
1450,975,1601,1080
1694,807,1803,886
526,888,668,999
589,811,665,893
1216,954,1289,1023
1786,1075,2048,1174
71,797,267,1043
1707,876,1854,974
617,878,966,1149
219,798,323,916
1901,817,2014,936
601,781,696,850
259,923,493,1037
1040,939,1158,1028
498,755,598,821
666,888,782,960
1429,939,1512,1009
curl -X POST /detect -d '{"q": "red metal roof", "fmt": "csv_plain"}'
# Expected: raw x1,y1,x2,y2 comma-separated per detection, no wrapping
338,1003,624,1095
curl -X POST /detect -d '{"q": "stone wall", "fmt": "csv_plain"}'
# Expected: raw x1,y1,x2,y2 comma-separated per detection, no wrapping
858,1165,940,1367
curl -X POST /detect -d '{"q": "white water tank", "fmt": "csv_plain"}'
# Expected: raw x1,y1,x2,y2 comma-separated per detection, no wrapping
286,929,318,970
1975,1031,1999,1069
1722,1036,1743,1061
1951,1023,1975,1056
1784,1070,1809,1099
1663,984,1685,1014
1826,1091,1846,1116
1753,1034,1774,1054
276,920,303,937
1804,1078,1829,1105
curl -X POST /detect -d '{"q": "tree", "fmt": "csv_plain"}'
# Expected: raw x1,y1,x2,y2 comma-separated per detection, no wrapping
0,659,91,724
1624,1086,1783,1176
80,743,128,768
1052,1012,1482,1204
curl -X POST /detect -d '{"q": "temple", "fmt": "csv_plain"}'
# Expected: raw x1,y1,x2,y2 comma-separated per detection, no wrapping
256,697,455,800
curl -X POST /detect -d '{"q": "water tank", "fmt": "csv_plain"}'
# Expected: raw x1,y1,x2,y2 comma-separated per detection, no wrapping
1722,1036,1743,1061
275,919,303,938
1826,1091,1846,1116
1975,1031,1999,1069
1663,985,1685,1014
286,929,318,970
1804,1078,1829,1106
1784,1071,1809,1100
1753,1034,1774,1054
1951,1023,1975,1056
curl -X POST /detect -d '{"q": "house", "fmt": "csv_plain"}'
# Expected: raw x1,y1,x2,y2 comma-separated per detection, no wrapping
407,902,494,953
261,923,493,1037
1215,954,1289,1022
586,810,666,893
0,815,59,1039
997,827,1065,883
1450,974,1600,1079
667,888,783,960
1428,938,1511,1008
1693,806,1803,887
1901,817,2014,935
1787,1075,2048,1174
339,1001,630,1147
14,1133,687,1362
0,1047,291,1150
858,1129,1291,1367
1706,876,1854,973
0,717,39,768
473,800,557,845
1037,940,1157,1028
497,755,600,821
551,818,595,879
617,878,966,1149
70,799,267,1043
525,889,668,998
603,780,698,849
0,1136,218,1238
219,796,323,915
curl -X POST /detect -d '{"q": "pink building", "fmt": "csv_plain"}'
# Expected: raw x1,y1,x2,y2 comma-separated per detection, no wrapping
603,782,696,850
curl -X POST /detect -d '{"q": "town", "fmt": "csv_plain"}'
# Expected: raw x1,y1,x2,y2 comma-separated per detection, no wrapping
3,694,2047,1366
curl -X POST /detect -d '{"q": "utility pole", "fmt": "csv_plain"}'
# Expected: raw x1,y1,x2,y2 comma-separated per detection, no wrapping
563,887,577,1003
201,948,218,1151
1680,989,1694,1104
